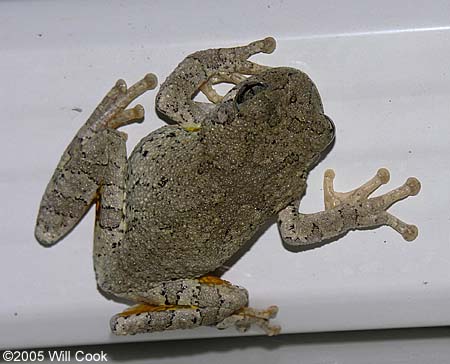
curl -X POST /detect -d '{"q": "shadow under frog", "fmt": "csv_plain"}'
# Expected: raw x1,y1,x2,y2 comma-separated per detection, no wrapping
35,37,421,336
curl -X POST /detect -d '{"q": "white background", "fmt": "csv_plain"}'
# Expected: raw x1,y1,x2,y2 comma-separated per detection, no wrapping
1,0,450,351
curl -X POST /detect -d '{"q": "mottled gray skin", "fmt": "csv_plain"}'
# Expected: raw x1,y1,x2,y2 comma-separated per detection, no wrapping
122,67,333,288
35,37,421,336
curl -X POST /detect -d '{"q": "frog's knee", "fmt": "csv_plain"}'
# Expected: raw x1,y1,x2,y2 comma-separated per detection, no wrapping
221,285,249,310
198,281,249,310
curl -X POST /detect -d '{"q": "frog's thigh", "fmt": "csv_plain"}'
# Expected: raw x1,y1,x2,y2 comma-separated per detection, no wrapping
111,278,248,335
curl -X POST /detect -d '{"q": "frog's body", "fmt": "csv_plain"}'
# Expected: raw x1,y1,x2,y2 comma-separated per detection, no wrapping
35,37,421,336
116,66,326,290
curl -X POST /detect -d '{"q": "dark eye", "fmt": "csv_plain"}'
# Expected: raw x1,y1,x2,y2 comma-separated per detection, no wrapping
235,81,267,109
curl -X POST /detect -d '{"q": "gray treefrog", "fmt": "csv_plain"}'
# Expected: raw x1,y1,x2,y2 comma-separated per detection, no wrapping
35,37,421,336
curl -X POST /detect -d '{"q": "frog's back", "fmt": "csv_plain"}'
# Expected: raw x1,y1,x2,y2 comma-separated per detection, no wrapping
119,126,260,283
119,123,306,285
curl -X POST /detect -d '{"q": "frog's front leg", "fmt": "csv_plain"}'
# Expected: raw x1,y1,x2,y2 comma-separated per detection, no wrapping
155,37,276,128
278,169,421,247
35,74,157,246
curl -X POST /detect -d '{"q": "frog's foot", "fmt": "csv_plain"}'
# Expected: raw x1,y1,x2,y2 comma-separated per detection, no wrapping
216,305,281,336
324,168,421,241
88,73,158,132
199,37,276,104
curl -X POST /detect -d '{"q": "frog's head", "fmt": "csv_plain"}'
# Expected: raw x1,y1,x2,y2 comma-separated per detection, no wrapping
202,67,335,171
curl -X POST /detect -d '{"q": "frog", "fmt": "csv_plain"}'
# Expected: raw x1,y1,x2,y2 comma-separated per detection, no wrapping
35,37,421,336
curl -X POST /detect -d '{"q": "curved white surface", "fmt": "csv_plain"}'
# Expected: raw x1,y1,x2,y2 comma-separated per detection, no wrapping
1,0,449,349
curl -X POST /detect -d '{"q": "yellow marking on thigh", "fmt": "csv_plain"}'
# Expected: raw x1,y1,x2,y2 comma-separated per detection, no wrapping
119,303,198,317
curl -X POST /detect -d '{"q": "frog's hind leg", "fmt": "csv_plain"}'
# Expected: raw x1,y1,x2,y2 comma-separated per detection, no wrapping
35,74,157,246
110,277,280,336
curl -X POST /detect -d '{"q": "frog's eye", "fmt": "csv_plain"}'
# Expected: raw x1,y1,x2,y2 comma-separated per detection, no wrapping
235,81,267,109
324,115,335,138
